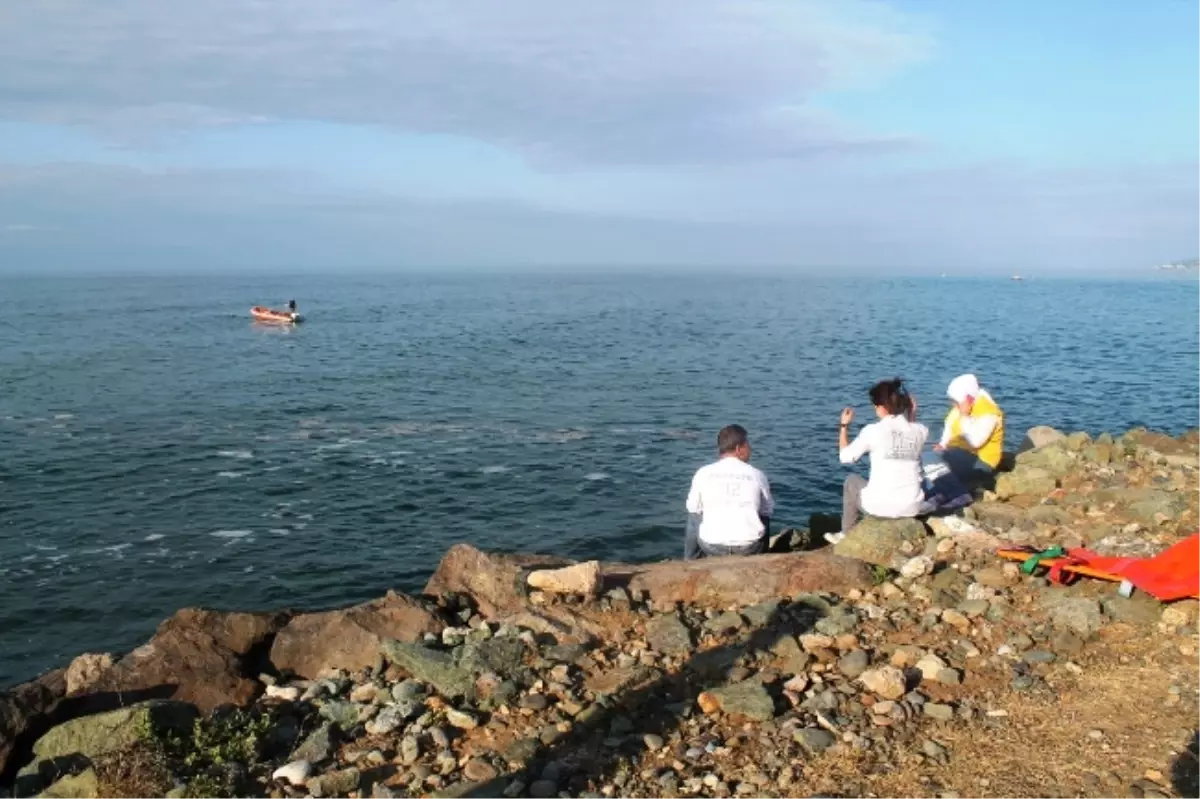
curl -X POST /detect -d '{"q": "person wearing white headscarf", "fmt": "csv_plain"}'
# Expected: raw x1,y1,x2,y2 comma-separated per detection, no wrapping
934,373,1005,487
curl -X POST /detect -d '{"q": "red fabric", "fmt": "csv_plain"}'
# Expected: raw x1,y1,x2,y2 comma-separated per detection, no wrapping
1057,533,1200,601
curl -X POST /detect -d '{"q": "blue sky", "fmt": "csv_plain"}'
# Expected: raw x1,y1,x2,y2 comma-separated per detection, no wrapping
0,0,1195,273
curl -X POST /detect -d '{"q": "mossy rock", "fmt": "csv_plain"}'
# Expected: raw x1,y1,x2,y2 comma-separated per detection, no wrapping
31,701,198,765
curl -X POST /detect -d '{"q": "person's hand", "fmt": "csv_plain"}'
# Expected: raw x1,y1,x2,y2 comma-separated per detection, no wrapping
840,407,854,426
932,443,946,452
909,394,918,415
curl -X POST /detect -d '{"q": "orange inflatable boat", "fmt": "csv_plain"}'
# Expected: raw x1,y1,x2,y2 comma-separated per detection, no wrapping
251,306,302,324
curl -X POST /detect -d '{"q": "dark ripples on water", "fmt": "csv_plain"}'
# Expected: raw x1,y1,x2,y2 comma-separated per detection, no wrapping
1,273,1197,685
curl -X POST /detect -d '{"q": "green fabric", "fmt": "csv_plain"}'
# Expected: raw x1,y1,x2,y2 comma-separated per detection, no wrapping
1020,546,1066,575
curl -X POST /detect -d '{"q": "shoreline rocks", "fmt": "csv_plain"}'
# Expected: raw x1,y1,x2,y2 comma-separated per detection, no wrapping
1,424,1196,798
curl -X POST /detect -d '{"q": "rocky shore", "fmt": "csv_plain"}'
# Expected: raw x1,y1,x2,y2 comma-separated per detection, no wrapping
2,426,1198,799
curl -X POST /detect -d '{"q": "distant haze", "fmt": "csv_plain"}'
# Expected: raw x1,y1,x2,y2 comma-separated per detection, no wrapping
0,1,1196,275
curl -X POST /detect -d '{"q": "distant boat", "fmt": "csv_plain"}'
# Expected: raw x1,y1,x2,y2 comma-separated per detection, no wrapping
1011,275,1024,281
251,306,303,324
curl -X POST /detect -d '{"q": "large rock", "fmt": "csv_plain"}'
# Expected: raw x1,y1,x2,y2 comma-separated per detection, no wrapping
425,545,574,616
428,544,871,616
1015,445,1076,478
270,591,441,679
89,608,289,712
378,641,474,699
833,517,927,569
64,654,114,696
30,701,197,765
37,767,99,799
1094,488,1189,524
526,561,602,597
995,467,1058,500
1022,426,1066,451
0,669,67,779
616,551,872,608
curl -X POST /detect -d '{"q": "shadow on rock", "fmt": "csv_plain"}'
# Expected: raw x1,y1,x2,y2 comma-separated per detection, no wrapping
1171,729,1198,799
460,598,828,797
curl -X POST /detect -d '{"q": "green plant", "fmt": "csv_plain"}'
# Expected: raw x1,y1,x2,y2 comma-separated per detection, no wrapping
870,564,895,586
155,709,274,798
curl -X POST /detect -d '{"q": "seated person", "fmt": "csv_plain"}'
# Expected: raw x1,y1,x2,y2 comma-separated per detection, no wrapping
684,424,773,559
287,299,298,313
933,373,1004,489
827,378,928,545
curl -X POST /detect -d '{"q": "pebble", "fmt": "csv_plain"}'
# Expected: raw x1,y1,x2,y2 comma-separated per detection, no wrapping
924,703,955,721
859,666,907,700
520,693,550,711
429,725,451,749
399,735,421,765
643,734,665,751
941,609,970,631
1024,650,1056,664
265,684,301,702
446,708,480,729
793,728,836,753
271,760,312,785
365,705,406,736
349,683,379,703
529,779,559,798
837,649,870,678
915,654,948,681
464,759,499,782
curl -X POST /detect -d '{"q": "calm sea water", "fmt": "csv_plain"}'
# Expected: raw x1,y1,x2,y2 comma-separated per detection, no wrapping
1,273,1197,686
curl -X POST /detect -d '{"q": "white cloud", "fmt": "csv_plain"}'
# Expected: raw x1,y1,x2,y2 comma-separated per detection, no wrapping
0,161,1194,273
0,0,930,164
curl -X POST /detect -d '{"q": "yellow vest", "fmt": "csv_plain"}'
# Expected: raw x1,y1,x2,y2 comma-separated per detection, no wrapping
946,392,1005,468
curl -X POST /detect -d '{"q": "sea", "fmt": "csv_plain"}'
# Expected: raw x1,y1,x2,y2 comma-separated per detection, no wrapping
1,273,1197,687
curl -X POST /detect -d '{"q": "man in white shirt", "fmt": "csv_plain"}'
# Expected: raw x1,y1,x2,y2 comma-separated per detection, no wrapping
684,425,774,559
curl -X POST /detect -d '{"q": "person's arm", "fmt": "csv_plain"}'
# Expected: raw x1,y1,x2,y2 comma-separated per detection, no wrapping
685,473,702,516
935,408,957,450
839,409,871,464
907,393,919,423
958,414,998,449
758,471,774,519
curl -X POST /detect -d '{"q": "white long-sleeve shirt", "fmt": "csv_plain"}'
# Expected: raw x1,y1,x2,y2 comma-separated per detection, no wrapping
685,457,773,546
938,391,1000,449
840,415,929,518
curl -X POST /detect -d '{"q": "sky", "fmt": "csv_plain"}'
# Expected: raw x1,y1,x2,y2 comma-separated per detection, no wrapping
0,0,1196,274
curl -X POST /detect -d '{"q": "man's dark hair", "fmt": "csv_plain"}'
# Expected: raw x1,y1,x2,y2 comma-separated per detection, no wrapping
717,424,749,454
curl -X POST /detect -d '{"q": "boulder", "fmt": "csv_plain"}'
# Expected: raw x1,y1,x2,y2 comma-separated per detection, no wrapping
424,544,574,617
37,767,99,799
378,641,474,699
31,701,196,764
88,608,289,712
64,654,114,696
1022,426,1066,451
526,561,602,597
616,551,872,608
426,544,871,616
1064,431,1092,451
270,591,441,679
0,669,67,779
1014,446,1075,478
833,517,927,569
995,467,1057,500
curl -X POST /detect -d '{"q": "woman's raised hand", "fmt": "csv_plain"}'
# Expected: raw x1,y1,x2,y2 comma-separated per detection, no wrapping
840,407,855,426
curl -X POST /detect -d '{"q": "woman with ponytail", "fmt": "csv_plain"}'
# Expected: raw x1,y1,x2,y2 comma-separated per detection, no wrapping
827,378,929,543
